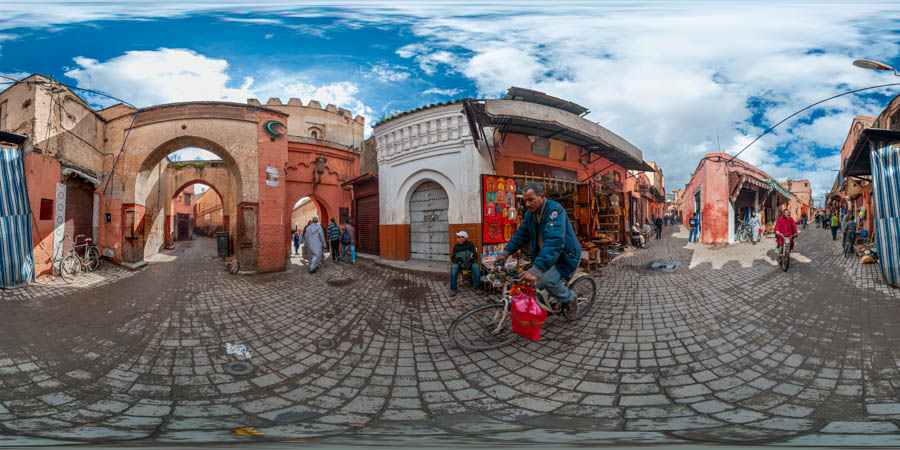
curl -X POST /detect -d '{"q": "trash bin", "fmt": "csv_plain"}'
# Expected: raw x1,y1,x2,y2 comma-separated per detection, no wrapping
216,232,229,257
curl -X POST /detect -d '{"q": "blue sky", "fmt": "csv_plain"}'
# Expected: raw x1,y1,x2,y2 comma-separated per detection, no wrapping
2,1,900,205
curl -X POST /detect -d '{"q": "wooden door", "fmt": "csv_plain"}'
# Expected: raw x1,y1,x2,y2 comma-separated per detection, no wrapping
238,205,257,269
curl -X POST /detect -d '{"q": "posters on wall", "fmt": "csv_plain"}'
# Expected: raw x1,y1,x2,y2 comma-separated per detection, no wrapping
481,175,520,265
265,166,279,187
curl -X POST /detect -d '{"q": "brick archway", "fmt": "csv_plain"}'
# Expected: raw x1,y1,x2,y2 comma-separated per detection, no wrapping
109,102,288,271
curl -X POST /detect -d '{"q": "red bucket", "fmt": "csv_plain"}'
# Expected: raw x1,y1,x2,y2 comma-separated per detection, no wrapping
510,288,547,341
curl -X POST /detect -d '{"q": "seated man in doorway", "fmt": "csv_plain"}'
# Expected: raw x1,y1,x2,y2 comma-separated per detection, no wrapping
495,183,582,313
631,223,646,248
449,231,482,297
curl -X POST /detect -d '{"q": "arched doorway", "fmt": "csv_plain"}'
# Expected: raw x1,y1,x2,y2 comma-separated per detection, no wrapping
290,196,325,233
409,181,449,261
129,139,240,263
166,181,225,245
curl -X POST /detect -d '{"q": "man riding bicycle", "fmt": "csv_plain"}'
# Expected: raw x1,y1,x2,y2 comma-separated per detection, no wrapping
774,208,798,252
495,183,582,314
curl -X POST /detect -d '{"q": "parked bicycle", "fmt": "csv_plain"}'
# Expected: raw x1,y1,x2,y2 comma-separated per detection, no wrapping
735,222,751,243
55,234,100,282
448,261,597,351
843,232,856,258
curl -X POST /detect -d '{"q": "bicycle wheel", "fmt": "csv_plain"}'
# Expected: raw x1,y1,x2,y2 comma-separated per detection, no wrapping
62,254,81,278
565,276,597,320
781,248,790,271
85,246,100,271
449,302,517,351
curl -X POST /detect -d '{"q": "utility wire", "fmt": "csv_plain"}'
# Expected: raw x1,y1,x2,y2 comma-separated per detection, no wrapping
728,81,900,162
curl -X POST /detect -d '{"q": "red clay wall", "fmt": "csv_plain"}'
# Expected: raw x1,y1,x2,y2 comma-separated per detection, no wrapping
100,196,122,262
255,110,290,272
284,141,359,258
23,153,61,277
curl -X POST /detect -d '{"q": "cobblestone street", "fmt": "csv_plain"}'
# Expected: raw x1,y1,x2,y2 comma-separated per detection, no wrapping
1,227,899,446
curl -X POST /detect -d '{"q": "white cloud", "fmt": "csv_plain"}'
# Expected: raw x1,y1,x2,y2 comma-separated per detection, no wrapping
422,87,461,96
265,33,274,39
62,47,373,134
364,63,410,82
9,2,900,198
64,48,256,106
388,3,900,199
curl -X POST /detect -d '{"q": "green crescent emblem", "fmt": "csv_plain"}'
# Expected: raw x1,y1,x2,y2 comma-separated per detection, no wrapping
264,120,285,137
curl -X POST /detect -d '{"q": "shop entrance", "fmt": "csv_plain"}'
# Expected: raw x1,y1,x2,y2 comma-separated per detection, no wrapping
409,181,449,262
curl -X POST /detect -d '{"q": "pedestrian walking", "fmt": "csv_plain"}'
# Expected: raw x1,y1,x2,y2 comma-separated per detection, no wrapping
688,213,699,243
302,217,327,273
801,212,808,230
830,213,840,240
301,220,312,260
292,229,301,255
843,215,857,255
749,210,761,245
327,218,342,262
341,220,356,263
654,216,663,239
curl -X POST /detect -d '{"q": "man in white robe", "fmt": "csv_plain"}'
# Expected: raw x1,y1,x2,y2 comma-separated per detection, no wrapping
302,217,327,273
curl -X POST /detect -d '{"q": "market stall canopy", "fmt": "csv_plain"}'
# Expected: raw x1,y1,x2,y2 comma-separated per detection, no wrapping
481,98,653,172
845,128,900,177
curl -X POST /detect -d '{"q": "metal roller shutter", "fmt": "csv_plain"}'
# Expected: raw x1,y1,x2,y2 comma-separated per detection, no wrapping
356,194,380,255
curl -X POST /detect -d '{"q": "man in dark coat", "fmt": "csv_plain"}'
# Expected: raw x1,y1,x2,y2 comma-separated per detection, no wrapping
496,183,581,312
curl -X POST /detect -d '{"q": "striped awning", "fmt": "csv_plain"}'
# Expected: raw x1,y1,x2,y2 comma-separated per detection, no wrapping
765,178,792,199
0,147,35,288
869,140,900,287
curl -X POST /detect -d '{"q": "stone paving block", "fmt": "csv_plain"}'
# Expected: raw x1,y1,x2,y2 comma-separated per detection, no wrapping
619,395,670,407
748,417,817,431
820,421,899,434
690,400,734,414
626,415,724,431
576,381,617,394
668,384,711,398
865,403,900,415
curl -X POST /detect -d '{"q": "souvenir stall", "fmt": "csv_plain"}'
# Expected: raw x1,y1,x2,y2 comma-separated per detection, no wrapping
480,172,628,272
480,175,520,267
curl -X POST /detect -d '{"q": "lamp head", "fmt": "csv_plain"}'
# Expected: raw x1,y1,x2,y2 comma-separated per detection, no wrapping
853,59,895,72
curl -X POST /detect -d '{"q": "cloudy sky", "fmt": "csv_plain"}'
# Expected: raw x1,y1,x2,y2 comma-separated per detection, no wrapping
2,1,899,204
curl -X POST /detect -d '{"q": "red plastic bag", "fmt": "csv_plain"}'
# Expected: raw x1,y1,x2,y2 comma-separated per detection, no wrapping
510,288,547,341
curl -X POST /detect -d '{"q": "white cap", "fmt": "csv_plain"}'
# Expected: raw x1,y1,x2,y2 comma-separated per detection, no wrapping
456,231,468,238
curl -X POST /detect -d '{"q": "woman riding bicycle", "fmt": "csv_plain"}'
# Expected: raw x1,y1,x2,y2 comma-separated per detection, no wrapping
494,182,581,315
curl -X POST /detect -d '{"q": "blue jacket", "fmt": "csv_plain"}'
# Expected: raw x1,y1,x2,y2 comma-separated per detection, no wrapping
502,199,581,280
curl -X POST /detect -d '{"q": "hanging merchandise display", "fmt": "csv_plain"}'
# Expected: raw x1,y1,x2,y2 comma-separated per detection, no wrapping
482,174,519,245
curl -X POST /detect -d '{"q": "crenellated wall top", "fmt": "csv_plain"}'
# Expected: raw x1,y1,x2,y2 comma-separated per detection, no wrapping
247,97,365,125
